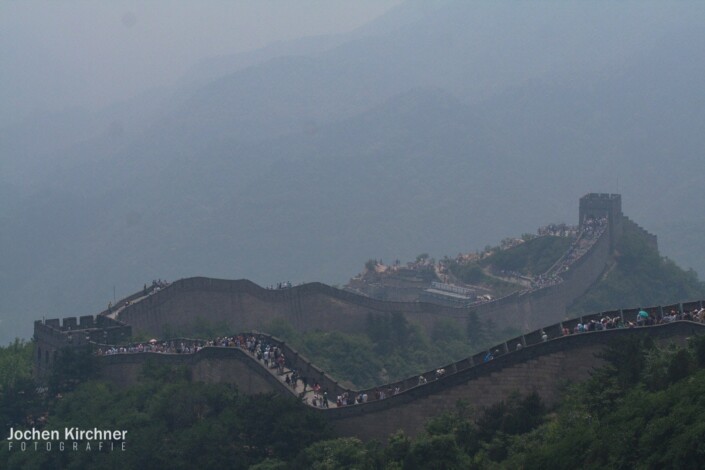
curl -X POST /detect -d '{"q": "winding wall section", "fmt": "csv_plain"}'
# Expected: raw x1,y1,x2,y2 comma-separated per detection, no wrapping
112,194,638,336
98,299,705,442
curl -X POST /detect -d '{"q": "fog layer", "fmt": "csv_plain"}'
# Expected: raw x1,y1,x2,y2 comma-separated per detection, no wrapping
2,1,704,343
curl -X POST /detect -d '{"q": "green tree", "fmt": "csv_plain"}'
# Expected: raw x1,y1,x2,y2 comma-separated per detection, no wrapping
405,434,472,469
294,437,376,470
476,392,545,443
569,232,705,314
48,345,99,394
0,340,39,429
416,253,430,263
466,311,486,348
691,334,705,367
384,431,412,466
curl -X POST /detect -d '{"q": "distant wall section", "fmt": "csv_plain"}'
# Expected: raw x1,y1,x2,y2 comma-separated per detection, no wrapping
110,193,656,338
622,216,658,251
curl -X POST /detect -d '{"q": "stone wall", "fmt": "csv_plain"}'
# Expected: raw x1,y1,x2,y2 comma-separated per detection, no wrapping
325,321,705,441
115,240,609,341
95,318,705,442
98,346,289,395
33,315,131,379
114,194,630,337
579,192,623,250
623,216,658,251
116,277,472,338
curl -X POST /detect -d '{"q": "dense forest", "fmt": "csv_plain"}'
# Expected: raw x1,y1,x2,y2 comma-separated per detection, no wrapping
569,231,705,314
262,311,514,389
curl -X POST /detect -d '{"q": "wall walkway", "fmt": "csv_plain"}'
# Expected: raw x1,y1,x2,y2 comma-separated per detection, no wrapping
98,299,705,441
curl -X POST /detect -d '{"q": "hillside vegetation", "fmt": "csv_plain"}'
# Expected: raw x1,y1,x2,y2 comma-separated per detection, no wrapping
264,312,517,389
480,235,572,276
447,235,573,297
0,345,328,470
569,231,705,315
280,334,705,469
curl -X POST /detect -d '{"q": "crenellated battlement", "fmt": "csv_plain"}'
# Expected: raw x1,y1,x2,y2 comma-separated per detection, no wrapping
33,315,131,380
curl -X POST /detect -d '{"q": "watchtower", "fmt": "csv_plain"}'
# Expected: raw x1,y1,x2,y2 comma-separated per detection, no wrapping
578,193,623,251
33,315,131,380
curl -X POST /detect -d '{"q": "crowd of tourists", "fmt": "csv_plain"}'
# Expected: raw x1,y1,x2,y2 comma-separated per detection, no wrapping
145,279,170,295
529,273,563,290
537,223,579,238
581,216,608,239
528,217,608,291
511,306,705,347
97,340,202,355
96,334,285,366
266,281,294,290
107,279,171,314
489,218,608,292
95,304,705,409
498,270,532,281
631,307,705,327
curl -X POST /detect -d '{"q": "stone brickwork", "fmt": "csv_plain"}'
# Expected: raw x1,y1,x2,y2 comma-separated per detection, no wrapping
324,321,705,441
94,317,705,442
623,216,658,251
33,315,131,380
98,347,285,395
328,345,605,441
579,193,623,251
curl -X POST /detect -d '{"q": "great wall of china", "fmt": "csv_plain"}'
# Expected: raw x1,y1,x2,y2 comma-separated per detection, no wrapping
99,193,656,341
34,193,694,441
35,307,705,442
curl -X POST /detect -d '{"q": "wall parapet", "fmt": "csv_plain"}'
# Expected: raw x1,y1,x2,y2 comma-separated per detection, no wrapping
623,215,658,251
316,320,705,420
33,315,132,379
98,345,298,397
94,316,705,442
97,298,704,410
112,194,620,336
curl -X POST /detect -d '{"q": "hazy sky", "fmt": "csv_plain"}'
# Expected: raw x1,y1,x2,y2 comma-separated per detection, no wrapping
2,0,705,346
0,0,401,124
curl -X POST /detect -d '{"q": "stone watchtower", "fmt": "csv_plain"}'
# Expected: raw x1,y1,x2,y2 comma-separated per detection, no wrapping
33,315,131,380
578,193,624,251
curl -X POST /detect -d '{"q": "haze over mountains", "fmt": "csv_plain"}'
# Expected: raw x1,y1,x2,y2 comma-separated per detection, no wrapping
2,1,705,344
